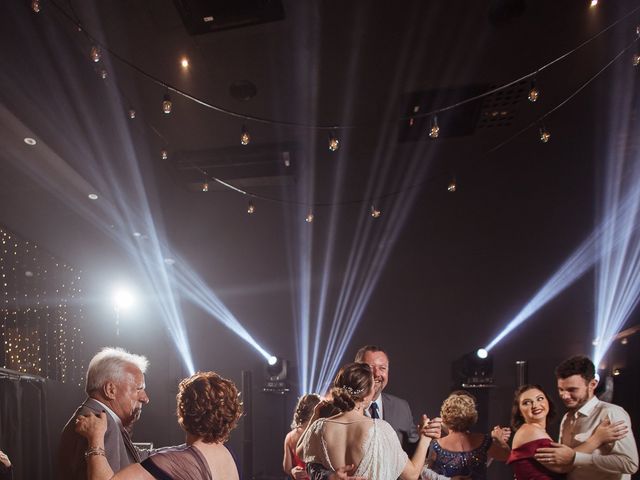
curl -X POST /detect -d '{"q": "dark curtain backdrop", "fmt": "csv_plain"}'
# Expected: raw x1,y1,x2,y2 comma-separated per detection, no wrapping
0,375,50,480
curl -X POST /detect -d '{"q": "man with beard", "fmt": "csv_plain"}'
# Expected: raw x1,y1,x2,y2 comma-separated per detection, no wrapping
57,347,151,480
354,345,427,454
535,355,638,479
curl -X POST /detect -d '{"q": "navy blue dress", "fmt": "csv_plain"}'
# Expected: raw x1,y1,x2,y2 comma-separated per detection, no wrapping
429,433,492,480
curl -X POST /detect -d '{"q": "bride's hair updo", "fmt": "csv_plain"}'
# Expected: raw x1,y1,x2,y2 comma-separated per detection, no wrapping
330,362,373,412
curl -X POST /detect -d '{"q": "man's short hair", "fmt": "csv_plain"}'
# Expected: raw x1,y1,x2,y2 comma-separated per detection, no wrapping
85,347,149,394
554,355,595,382
354,345,388,363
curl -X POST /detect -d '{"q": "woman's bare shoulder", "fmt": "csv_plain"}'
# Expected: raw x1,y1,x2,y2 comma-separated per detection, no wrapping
512,424,550,448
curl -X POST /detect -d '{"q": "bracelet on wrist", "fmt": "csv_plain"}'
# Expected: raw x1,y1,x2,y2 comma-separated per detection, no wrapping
84,447,106,458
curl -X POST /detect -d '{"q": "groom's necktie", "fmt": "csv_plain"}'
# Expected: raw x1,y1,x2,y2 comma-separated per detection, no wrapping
369,402,380,419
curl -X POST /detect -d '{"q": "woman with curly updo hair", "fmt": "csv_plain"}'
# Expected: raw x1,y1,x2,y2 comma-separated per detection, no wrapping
283,394,321,480
426,391,511,479
297,363,436,480
75,371,243,480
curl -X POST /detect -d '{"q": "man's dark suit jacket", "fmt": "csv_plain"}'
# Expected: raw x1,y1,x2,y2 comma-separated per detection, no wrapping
57,398,149,480
379,392,420,454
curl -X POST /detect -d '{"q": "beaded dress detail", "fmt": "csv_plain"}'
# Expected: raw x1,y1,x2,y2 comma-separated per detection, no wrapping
428,433,492,479
301,417,408,480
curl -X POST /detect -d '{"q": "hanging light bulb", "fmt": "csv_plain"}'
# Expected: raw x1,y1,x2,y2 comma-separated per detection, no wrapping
528,79,540,102
370,205,381,218
201,181,209,192
636,25,640,37
90,46,101,63
98,69,108,80
328,131,340,151
305,211,314,223
633,54,640,67
240,125,250,145
247,202,255,214
447,178,457,192
128,108,136,119
160,149,168,160
429,115,440,138
539,126,551,143
31,0,40,13
162,94,172,114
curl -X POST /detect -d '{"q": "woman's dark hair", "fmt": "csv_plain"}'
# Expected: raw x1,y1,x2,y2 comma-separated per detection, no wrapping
330,363,373,412
176,371,243,443
510,384,556,431
291,394,321,428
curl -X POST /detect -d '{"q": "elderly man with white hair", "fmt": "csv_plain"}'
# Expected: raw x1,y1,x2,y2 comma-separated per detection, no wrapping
57,347,151,480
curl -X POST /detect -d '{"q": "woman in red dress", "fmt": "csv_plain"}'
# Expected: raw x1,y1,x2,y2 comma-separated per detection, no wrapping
507,384,627,479
283,394,322,480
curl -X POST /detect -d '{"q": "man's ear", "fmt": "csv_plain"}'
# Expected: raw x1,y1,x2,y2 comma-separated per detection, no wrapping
588,377,598,394
103,381,117,400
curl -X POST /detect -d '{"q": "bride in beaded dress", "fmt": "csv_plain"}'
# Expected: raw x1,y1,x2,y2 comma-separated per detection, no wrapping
507,384,628,479
298,362,435,480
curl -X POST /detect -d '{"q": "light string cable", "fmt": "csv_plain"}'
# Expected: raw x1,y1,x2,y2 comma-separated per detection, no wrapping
47,0,640,207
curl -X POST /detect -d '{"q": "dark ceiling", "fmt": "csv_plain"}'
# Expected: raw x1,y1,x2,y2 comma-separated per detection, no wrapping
1,0,640,405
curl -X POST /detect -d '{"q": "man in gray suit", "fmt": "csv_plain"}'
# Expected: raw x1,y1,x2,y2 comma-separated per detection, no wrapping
57,347,151,480
355,345,430,454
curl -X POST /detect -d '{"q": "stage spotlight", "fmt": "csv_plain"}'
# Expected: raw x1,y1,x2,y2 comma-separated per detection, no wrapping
476,348,488,359
112,286,136,312
263,356,289,394
452,351,494,388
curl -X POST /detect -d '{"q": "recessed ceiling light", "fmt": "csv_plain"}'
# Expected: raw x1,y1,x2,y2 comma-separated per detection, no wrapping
88,193,98,200
590,0,598,6
24,137,36,145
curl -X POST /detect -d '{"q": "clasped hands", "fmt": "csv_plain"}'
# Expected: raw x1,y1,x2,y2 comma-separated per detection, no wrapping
418,414,443,439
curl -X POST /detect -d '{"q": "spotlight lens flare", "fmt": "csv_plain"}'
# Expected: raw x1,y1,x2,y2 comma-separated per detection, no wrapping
112,287,136,311
268,355,278,366
476,348,488,359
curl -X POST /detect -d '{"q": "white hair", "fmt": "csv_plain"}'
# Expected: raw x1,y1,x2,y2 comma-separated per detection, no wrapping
85,347,149,394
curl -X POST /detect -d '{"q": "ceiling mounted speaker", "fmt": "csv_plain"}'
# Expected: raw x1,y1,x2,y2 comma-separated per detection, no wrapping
173,0,285,35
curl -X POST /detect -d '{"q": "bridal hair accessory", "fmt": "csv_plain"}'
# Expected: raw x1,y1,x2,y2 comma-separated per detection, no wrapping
341,386,364,396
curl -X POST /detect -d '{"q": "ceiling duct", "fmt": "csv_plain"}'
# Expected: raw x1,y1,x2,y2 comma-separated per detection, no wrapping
173,0,285,35
173,143,297,192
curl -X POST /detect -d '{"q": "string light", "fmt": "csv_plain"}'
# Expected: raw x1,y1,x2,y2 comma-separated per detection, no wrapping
247,202,255,214
429,115,440,138
370,206,381,218
539,125,551,143
447,178,457,192
305,211,314,223
161,149,168,160
98,69,107,80
128,108,136,119
528,79,540,102
162,93,172,114
31,0,40,13
328,131,340,152
90,46,101,63
633,54,640,67
201,181,209,192
240,125,250,146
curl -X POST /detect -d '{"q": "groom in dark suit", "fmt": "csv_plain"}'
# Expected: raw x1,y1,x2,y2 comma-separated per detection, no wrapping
57,347,151,480
355,345,422,454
